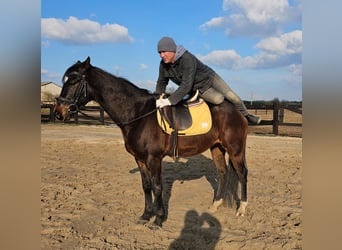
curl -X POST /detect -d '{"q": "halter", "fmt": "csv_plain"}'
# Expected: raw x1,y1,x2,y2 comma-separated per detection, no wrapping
56,71,88,113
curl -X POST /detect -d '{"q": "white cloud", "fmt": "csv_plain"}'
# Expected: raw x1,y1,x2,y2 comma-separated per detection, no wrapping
255,30,302,55
288,64,302,76
41,68,48,75
140,64,148,70
238,52,279,69
41,68,61,81
198,1,302,73
223,0,294,24
200,0,301,38
198,30,301,70
283,64,302,87
197,50,241,69
113,65,123,75
199,17,227,30
223,14,281,37
41,16,134,44
144,79,157,90
200,15,276,38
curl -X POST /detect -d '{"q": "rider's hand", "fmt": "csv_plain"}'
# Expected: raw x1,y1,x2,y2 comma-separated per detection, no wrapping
156,98,171,108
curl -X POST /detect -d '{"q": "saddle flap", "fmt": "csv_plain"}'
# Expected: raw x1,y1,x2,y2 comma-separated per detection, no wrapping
173,105,192,130
157,98,212,136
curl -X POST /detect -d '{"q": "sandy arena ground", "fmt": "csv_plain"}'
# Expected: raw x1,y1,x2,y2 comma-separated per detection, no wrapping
41,124,302,249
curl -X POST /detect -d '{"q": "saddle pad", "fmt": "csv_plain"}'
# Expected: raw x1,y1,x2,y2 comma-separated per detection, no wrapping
157,100,212,136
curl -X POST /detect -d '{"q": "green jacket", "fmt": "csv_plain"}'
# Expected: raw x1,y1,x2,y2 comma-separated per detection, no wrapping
156,49,215,105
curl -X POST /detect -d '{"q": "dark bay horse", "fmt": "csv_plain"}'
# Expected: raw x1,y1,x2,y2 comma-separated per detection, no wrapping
54,57,249,227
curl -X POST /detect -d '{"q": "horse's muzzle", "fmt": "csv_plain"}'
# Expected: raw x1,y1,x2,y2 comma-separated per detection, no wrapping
53,103,71,121
54,110,63,120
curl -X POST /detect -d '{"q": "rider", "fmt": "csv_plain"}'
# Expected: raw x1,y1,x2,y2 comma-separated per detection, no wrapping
155,36,261,125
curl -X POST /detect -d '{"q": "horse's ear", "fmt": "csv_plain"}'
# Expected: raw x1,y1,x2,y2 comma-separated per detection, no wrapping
82,56,91,70
85,56,91,65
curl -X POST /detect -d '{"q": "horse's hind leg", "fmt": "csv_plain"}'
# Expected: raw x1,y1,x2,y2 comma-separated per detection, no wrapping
209,144,248,216
229,154,248,216
136,159,154,222
208,144,229,213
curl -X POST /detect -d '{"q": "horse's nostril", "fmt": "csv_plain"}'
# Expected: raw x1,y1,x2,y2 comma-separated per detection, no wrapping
54,111,62,120
69,104,78,113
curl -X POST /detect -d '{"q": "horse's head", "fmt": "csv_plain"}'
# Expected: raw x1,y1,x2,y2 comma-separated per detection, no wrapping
54,57,93,121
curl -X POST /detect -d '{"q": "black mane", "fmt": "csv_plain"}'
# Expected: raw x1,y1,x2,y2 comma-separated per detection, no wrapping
93,66,153,97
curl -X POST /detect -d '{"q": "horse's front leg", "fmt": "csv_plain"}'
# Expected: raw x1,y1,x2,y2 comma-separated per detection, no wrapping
147,156,166,227
136,159,154,222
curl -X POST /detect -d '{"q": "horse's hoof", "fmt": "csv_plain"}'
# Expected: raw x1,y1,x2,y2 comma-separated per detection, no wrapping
139,212,153,221
208,198,223,213
137,214,151,224
236,201,248,216
136,218,149,225
152,217,164,228
148,223,162,230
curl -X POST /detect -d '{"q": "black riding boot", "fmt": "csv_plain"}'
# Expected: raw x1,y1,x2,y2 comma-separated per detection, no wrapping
246,114,261,125
232,100,262,125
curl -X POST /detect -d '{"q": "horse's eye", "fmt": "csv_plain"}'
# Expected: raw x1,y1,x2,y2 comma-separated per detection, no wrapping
63,76,69,84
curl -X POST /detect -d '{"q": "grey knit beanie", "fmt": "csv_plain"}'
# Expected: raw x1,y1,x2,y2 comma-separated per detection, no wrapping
157,37,177,52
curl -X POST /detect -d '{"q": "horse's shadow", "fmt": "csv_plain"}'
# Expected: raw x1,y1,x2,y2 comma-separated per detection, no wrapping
130,154,218,219
162,155,219,218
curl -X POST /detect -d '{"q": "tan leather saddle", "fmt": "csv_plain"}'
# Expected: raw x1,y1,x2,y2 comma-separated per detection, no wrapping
157,91,211,159
158,90,201,132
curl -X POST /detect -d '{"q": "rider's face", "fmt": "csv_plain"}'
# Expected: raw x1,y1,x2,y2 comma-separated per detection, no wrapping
159,51,176,64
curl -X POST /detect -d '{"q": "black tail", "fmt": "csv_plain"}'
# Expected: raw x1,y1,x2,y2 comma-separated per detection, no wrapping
222,159,239,208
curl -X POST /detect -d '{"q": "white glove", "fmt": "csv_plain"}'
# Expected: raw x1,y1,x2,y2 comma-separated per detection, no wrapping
156,98,171,108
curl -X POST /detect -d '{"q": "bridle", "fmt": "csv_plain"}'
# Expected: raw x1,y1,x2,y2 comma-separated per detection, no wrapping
56,71,88,113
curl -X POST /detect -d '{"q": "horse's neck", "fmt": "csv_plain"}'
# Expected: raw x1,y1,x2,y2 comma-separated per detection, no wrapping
90,73,152,125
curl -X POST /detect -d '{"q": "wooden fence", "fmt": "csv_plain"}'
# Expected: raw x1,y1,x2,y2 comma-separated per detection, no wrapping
244,99,302,136
41,103,56,123
41,99,302,136
41,103,113,125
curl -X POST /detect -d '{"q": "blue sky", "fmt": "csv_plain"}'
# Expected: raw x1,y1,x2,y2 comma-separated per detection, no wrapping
41,0,302,101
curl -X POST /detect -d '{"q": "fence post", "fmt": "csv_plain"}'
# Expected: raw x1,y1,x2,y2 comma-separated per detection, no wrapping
74,112,79,124
100,107,104,125
279,108,284,124
49,104,55,122
273,99,279,135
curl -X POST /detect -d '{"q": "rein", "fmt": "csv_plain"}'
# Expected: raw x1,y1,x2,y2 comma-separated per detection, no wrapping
77,107,157,126
115,109,157,126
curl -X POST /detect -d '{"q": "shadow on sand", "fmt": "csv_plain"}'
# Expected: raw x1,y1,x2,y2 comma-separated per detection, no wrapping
168,209,221,250
130,155,222,249
161,155,219,217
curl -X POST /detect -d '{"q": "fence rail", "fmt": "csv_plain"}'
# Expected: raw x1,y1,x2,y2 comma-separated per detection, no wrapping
41,99,302,137
245,99,302,137
41,104,113,125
